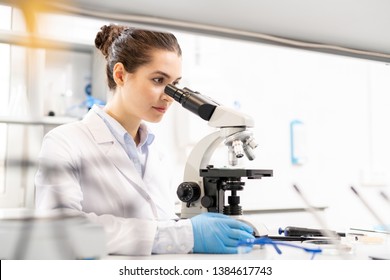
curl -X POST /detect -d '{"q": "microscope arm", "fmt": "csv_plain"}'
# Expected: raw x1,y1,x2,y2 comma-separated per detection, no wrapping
182,102,256,190
183,127,247,184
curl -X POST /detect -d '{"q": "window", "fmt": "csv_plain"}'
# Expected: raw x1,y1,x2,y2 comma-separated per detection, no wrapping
0,4,12,194
0,5,104,206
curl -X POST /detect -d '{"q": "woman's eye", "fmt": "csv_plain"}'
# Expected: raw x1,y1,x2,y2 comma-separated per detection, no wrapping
153,78,164,84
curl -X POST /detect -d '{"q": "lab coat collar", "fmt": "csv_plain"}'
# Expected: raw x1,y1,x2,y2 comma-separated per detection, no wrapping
90,104,155,148
82,109,114,144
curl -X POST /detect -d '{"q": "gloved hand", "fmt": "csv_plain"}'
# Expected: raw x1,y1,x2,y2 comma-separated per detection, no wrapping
190,212,254,254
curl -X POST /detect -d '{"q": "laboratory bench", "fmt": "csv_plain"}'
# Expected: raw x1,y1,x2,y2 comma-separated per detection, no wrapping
1,208,388,260
106,231,390,260
105,243,389,260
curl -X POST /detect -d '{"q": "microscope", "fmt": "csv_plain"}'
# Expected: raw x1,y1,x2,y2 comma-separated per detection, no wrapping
165,85,273,234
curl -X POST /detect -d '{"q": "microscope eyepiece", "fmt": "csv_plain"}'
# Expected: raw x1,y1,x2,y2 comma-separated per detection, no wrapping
164,84,219,121
164,84,184,103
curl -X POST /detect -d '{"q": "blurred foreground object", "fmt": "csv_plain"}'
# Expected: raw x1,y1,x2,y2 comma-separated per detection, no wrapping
0,208,106,259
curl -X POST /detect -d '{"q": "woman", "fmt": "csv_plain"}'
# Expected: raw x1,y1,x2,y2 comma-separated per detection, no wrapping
35,24,254,256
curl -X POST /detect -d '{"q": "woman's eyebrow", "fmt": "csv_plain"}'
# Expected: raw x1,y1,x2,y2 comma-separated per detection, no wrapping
152,70,170,78
152,71,182,81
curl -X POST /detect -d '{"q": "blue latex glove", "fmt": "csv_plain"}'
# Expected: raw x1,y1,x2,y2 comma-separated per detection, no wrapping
191,212,254,254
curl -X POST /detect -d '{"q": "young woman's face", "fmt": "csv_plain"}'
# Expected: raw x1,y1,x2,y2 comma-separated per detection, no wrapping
118,49,182,123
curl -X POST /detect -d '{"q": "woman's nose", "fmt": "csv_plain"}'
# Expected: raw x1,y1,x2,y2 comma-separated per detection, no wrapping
162,91,174,103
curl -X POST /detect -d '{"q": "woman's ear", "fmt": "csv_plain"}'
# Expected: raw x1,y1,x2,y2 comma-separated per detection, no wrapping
113,63,126,86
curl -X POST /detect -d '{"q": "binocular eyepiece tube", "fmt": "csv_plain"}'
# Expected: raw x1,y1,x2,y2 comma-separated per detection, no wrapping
164,84,219,121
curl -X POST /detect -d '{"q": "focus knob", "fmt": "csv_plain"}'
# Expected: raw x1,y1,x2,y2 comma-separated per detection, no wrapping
201,195,214,208
176,182,201,205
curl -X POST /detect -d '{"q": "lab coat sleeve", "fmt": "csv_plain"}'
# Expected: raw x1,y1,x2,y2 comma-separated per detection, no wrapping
85,212,158,256
152,219,194,254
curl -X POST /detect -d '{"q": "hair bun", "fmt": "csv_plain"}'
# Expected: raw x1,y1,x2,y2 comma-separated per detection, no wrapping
94,24,125,58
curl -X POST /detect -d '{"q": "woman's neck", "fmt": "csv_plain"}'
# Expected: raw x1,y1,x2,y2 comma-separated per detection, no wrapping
103,104,140,145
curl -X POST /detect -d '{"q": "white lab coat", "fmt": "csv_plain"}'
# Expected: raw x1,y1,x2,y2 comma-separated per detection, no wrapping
35,109,192,256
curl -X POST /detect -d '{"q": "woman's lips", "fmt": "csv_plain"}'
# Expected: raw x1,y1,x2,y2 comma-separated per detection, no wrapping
153,106,167,113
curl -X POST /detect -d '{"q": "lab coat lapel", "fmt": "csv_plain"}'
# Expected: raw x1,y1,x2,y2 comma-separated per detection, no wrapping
106,142,146,191
82,111,149,197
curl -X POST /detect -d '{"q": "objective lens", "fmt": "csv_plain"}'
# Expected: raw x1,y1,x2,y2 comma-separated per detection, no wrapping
228,146,238,166
232,140,244,158
245,136,258,149
244,145,255,160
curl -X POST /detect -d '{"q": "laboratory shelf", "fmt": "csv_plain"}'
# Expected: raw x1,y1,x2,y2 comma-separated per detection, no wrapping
0,116,79,126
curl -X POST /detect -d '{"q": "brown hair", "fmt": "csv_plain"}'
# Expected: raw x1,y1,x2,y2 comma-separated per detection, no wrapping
95,24,182,90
